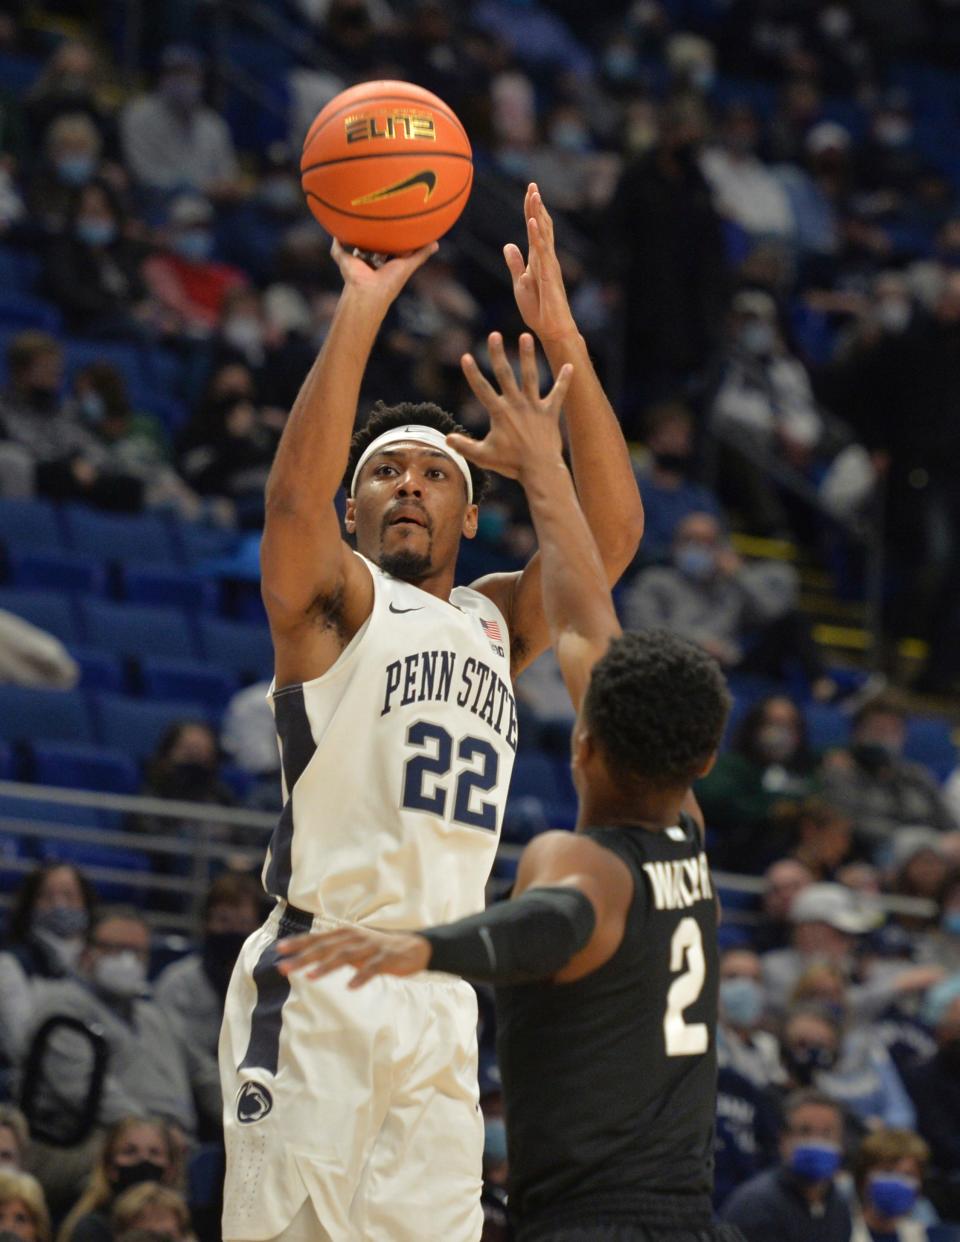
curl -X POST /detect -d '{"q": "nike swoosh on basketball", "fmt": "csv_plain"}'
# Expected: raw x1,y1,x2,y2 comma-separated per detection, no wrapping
351,170,438,206
389,603,424,614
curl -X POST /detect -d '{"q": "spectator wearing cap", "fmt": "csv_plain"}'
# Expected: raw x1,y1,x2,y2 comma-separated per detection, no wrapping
762,882,882,1018
631,401,724,567
850,1128,938,1242
700,102,795,241
142,194,246,336
905,976,960,1221
820,700,957,854
754,859,815,953
120,45,241,200
720,1089,851,1242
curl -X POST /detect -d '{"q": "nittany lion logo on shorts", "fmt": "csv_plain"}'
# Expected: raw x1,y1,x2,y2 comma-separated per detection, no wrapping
237,1081,273,1124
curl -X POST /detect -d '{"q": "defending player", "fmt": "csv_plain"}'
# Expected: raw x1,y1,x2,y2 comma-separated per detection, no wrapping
219,185,643,1242
278,332,744,1242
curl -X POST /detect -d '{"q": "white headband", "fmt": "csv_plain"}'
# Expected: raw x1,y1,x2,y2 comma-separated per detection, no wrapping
350,424,473,503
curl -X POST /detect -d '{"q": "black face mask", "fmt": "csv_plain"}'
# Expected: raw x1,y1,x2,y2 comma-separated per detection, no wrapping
652,451,693,474
112,1158,167,1194
202,930,248,996
784,1043,837,1084
163,761,216,796
26,385,59,414
851,742,896,772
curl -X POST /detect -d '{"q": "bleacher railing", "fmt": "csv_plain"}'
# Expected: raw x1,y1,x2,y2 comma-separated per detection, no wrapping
0,781,937,932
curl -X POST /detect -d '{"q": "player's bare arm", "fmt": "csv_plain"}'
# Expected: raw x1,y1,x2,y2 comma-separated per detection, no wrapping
260,239,437,685
470,184,644,677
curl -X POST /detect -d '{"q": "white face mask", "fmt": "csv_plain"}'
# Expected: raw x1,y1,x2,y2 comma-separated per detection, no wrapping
93,950,146,999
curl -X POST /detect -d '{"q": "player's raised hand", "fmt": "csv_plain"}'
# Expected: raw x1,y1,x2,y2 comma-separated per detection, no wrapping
504,184,577,345
449,331,573,482
331,238,438,307
276,925,431,989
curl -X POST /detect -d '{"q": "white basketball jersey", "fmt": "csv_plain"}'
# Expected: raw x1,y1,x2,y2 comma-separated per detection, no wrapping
261,553,517,930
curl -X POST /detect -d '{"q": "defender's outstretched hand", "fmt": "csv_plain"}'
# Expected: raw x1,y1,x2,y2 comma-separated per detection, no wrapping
276,925,430,989
330,238,438,306
449,331,573,482
504,184,577,344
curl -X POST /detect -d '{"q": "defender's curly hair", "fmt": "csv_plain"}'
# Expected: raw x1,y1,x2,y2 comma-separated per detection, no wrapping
583,629,732,788
344,400,490,503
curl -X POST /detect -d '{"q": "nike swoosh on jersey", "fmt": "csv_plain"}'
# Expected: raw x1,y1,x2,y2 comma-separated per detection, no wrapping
388,603,424,614
351,170,438,206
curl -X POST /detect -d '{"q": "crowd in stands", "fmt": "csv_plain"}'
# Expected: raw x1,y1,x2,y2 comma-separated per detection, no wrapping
0,0,959,1240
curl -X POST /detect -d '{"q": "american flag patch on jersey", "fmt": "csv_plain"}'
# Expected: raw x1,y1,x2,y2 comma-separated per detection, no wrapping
481,617,503,642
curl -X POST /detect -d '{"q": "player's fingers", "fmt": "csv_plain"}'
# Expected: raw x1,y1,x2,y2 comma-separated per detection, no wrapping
544,362,574,415
487,332,519,398
503,243,525,283
459,353,502,415
276,928,351,956
518,333,540,402
396,240,439,275
532,189,555,246
348,952,395,988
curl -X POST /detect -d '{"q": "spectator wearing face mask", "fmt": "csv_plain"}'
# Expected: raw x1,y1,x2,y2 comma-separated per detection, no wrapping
23,40,117,157
42,180,151,338
905,976,960,1221
820,700,957,855
782,1001,917,1133
720,1089,852,1241
154,872,261,1133
177,393,278,527
631,401,723,566
0,864,96,1061
120,45,241,200
26,910,208,1153
718,948,783,1089
58,1116,180,1242
695,695,819,870
850,1128,938,1242
25,111,108,237
142,194,246,338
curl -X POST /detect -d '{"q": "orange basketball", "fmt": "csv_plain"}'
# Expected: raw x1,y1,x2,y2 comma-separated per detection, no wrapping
300,80,473,254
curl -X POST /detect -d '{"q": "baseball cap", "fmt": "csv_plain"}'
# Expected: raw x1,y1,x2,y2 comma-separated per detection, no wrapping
791,882,882,934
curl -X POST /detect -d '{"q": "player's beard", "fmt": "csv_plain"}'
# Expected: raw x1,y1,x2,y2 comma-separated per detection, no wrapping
379,544,433,582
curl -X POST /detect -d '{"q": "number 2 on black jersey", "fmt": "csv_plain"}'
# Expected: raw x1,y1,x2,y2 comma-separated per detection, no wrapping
664,917,708,1057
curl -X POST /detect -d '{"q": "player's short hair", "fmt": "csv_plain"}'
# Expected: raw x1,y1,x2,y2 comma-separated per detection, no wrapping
344,400,490,503
582,630,731,789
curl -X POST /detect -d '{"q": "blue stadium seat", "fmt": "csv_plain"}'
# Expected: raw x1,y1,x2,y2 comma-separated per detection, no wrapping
9,550,108,595
0,499,64,553
63,506,181,567
804,703,849,753
0,686,94,745
78,598,199,661
188,1143,226,1213
69,647,126,693
140,658,238,710
220,764,255,801
32,742,140,795
197,616,273,680
93,693,211,760
177,523,241,568
0,587,79,645
35,839,151,902
0,246,42,295
0,832,26,892
122,566,220,612
905,716,958,783
0,741,12,779
0,293,62,334
0,51,43,96
510,752,558,802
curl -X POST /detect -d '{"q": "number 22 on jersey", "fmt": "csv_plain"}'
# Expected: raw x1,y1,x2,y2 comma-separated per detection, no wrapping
664,917,708,1057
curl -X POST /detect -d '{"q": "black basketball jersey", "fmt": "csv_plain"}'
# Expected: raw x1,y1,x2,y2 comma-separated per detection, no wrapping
495,814,719,1232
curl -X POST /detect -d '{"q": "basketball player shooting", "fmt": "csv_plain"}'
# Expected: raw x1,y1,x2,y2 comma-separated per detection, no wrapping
218,185,643,1242
278,315,745,1242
